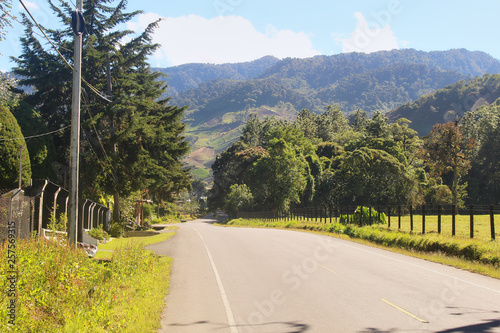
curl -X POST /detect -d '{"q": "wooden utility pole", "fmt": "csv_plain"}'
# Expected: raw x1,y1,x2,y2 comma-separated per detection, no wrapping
68,0,84,245
18,145,24,189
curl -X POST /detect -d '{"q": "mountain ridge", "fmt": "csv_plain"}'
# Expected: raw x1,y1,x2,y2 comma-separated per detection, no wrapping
156,49,500,179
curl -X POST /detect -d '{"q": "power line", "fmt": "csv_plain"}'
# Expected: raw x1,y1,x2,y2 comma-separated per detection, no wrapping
0,125,70,141
18,0,112,103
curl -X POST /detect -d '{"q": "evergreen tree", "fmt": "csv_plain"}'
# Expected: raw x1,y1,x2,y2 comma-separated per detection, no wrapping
0,105,31,189
0,0,13,44
13,0,190,220
316,105,350,142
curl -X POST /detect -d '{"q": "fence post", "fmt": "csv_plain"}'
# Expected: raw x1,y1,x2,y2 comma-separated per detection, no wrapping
387,206,391,228
452,205,456,236
369,206,372,225
438,205,442,234
490,206,496,241
422,205,426,234
410,205,413,232
398,205,401,229
470,205,474,239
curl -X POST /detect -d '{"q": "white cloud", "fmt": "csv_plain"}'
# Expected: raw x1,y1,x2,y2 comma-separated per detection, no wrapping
19,1,40,11
128,13,320,66
337,12,403,54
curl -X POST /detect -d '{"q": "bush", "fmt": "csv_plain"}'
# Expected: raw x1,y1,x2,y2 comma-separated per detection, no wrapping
340,206,387,225
110,222,124,238
87,225,110,241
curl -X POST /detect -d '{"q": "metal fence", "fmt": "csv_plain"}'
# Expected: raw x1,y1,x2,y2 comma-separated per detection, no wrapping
237,204,499,241
0,189,35,243
0,179,110,243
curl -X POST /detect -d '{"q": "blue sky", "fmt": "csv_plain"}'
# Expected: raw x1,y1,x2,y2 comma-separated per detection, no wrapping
1,0,499,71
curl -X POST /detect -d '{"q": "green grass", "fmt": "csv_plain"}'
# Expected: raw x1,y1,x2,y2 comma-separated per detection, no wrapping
386,214,499,241
94,227,177,260
0,234,175,332
192,168,210,179
223,218,500,279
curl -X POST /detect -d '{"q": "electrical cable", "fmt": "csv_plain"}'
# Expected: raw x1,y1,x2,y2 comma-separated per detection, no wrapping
0,125,70,141
18,0,112,103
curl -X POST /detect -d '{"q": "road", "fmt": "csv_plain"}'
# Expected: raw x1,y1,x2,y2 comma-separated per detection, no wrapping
146,217,500,333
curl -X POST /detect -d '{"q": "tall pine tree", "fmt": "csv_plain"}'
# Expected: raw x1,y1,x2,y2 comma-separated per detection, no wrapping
13,0,190,220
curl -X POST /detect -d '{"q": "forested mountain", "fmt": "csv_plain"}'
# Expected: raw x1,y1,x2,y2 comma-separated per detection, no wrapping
387,74,500,135
153,56,280,96
157,49,500,178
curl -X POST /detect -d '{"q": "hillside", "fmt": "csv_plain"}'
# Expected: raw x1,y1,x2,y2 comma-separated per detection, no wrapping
387,74,500,135
154,56,280,96
158,49,500,178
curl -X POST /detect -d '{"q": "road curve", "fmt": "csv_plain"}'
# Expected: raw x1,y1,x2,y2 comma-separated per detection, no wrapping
146,217,500,333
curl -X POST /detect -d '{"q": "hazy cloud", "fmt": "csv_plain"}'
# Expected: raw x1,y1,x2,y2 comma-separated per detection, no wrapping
128,13,320,66
338,12,403,53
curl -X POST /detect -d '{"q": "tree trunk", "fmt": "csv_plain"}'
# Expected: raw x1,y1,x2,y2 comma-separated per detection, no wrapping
113,190,120,222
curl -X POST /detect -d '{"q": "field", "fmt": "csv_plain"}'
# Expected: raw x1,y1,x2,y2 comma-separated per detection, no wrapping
386,214,498,241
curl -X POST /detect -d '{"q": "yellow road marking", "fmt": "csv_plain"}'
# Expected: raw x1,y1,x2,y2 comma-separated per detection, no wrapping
381,299,429,323
319,264,338,275
289,249,338,275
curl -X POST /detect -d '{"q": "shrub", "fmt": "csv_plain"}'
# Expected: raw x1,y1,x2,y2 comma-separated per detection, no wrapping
340,206,387,225
87,225,110,241
109,222,124,238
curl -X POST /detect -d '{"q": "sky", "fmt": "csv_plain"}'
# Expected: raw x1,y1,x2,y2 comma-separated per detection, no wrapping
1,0,500,71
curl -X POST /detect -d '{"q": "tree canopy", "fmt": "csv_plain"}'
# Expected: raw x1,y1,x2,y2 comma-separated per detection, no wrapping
12,0,190,220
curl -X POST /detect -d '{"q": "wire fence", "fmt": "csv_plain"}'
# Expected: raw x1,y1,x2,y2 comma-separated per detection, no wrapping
237,204,499,241
0,180,110,243
0,189,35,243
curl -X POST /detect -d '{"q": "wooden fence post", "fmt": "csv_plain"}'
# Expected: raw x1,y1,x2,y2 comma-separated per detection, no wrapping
422,205,426,234
490,206,496,241
410,206,413,232
452,205,456,236
470,205,474,239
438,205,442,234
398,205,401,230
387,206,391,228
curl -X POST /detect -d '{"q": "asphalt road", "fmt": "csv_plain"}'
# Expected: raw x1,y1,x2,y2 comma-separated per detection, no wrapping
146,217,500,333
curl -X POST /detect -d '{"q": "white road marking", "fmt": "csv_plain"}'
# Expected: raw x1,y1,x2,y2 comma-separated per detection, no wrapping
194,228,239,333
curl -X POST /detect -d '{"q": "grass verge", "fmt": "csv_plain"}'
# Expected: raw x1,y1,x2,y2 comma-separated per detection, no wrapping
94,227,177,261
0,230,176,332
223,218,500,279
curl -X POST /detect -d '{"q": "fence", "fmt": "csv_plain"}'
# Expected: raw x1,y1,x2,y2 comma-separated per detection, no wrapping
237,204,499,241
0,189,35,243
0,179,110,243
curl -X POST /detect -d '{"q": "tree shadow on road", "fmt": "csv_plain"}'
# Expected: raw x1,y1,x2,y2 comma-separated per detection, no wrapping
435,319,500,333
235,320,310,332
167,320,310,332
359,319,500,333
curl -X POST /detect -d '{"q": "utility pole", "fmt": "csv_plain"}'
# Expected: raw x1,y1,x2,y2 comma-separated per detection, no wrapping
68,0,85,245
18,145,24,189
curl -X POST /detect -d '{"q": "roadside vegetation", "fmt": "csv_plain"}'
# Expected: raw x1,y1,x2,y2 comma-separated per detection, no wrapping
0,231,175,332
94,227,177,260
223,218,500,279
